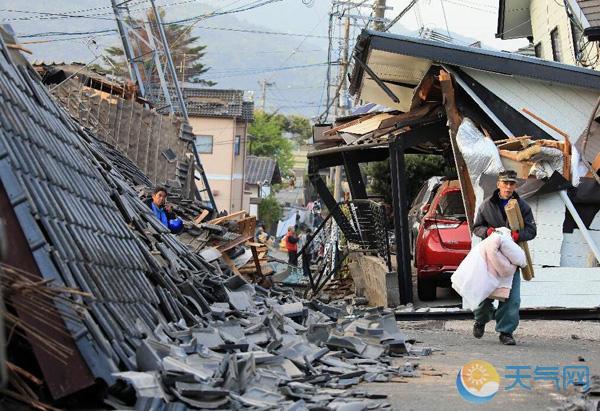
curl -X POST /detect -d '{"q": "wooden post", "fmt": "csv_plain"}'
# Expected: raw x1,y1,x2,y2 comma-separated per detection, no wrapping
439,70,476,231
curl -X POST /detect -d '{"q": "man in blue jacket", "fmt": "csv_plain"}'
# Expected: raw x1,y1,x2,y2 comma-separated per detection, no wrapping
472,170,536,346
146,186,184,234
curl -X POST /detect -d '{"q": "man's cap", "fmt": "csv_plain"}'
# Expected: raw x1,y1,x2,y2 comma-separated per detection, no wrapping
498,170,518,183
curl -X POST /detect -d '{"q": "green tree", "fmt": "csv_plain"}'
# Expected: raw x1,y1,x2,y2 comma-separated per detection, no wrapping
248,111,294,175
286,115,312,145
99,8,213,85
367,155,452,205
258,194,283,234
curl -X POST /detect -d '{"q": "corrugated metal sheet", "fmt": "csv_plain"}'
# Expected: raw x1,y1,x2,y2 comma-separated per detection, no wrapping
462,68,600,144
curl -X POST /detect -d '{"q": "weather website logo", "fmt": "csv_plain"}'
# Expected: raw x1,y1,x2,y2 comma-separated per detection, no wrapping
456,360,500,404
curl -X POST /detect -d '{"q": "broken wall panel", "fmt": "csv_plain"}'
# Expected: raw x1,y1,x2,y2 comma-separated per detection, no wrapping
520,267,600,308
528,193,565,267
52,79,193,196
561,229,600,267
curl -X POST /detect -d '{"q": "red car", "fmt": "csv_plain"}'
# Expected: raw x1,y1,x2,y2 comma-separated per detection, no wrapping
414,180,471,301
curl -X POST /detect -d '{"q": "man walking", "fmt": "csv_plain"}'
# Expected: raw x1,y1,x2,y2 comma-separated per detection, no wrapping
472,170,536,345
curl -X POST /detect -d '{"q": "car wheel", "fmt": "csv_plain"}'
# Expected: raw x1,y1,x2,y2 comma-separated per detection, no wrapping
417,277,437,301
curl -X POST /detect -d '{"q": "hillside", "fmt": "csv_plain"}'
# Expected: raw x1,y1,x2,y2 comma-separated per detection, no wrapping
4,0,331,116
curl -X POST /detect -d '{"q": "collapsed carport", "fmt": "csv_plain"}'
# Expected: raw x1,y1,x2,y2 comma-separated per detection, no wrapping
308,29,600,308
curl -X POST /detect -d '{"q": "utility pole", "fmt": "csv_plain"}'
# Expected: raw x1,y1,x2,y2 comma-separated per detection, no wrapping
258,79,275,111
373,0,387,31
333,14,351,202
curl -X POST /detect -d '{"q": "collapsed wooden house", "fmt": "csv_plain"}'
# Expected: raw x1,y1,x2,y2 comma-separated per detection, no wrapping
308,30,600,309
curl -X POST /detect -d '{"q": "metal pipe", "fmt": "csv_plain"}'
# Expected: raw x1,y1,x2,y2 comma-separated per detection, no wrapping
149,0,188,120
559,190,600,264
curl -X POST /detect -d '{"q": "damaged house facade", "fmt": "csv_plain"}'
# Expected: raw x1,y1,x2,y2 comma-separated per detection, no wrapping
307,30,600,309
183,86,254,214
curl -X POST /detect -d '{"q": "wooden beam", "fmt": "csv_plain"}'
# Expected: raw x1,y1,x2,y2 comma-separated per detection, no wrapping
221,253,241,277
521,108,571,181
439,70,476,231
206,210,247,225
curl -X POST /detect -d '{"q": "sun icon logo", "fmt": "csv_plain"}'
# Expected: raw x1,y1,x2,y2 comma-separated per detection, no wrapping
456,360,500,404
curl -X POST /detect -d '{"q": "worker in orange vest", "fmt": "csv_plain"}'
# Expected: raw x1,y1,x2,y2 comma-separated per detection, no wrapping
285,226,299,267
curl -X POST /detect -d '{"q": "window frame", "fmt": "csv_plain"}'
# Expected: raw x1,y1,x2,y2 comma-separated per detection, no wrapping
550,27,561,62
234,135,241,156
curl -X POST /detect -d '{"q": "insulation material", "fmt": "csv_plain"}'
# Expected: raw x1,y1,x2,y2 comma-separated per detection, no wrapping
520,268,600,308
528,147,564,179
456,118,504,218
527,193,565,267
560,229,600,267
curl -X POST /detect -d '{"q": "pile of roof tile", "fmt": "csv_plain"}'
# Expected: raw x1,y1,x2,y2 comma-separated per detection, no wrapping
0,31,433,410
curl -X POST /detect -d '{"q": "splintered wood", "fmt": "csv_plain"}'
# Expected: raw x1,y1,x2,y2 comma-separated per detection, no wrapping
505,199,534,281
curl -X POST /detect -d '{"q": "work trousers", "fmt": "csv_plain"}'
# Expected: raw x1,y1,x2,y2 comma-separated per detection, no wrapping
473,270,521,334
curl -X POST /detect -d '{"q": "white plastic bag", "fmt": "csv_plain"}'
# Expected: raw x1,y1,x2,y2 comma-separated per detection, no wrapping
451,242,500,311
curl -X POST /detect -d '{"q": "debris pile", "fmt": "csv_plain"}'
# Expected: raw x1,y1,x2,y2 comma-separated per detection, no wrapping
0,29,433,409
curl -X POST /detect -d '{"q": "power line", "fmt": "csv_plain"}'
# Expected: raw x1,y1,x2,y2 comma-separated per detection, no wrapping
18,25,338,40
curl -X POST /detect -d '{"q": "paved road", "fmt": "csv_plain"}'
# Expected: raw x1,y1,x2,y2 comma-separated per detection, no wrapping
363,320,600,410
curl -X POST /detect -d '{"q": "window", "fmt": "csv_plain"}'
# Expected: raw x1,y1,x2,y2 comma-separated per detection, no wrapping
437,191,466,218
534,42,542,58
234,135,241,156
195,135,213,154
550,28,561,62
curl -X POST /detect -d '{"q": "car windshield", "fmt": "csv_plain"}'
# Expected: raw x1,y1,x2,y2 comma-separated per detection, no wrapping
437,191,466,218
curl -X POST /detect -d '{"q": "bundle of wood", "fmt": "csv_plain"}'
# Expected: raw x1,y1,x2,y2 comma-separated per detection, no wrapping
505,199,534,281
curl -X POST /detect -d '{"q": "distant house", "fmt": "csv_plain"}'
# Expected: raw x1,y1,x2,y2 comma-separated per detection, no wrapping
182,86,254,213
243,156,282,216
496,0,599,68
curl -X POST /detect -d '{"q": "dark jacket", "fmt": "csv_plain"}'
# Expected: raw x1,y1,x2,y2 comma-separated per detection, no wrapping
473,189,537,242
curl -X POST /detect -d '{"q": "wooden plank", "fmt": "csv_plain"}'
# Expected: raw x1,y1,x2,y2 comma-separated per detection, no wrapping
505,199,534,280
250,245,263,277
207,210,247,225
323,113,379,136
221,253,241,276
439,70,476,231
217,235,254,253
194,209,210,225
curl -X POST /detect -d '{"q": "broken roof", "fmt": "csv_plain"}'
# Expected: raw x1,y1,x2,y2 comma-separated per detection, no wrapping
349,30,600,147
149,85,254,121
575,0,600,27
350,30,600,112
245,156,282,185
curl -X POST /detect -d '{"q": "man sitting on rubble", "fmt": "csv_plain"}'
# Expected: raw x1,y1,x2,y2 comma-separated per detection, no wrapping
146,186,184,234
472,170,536,346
